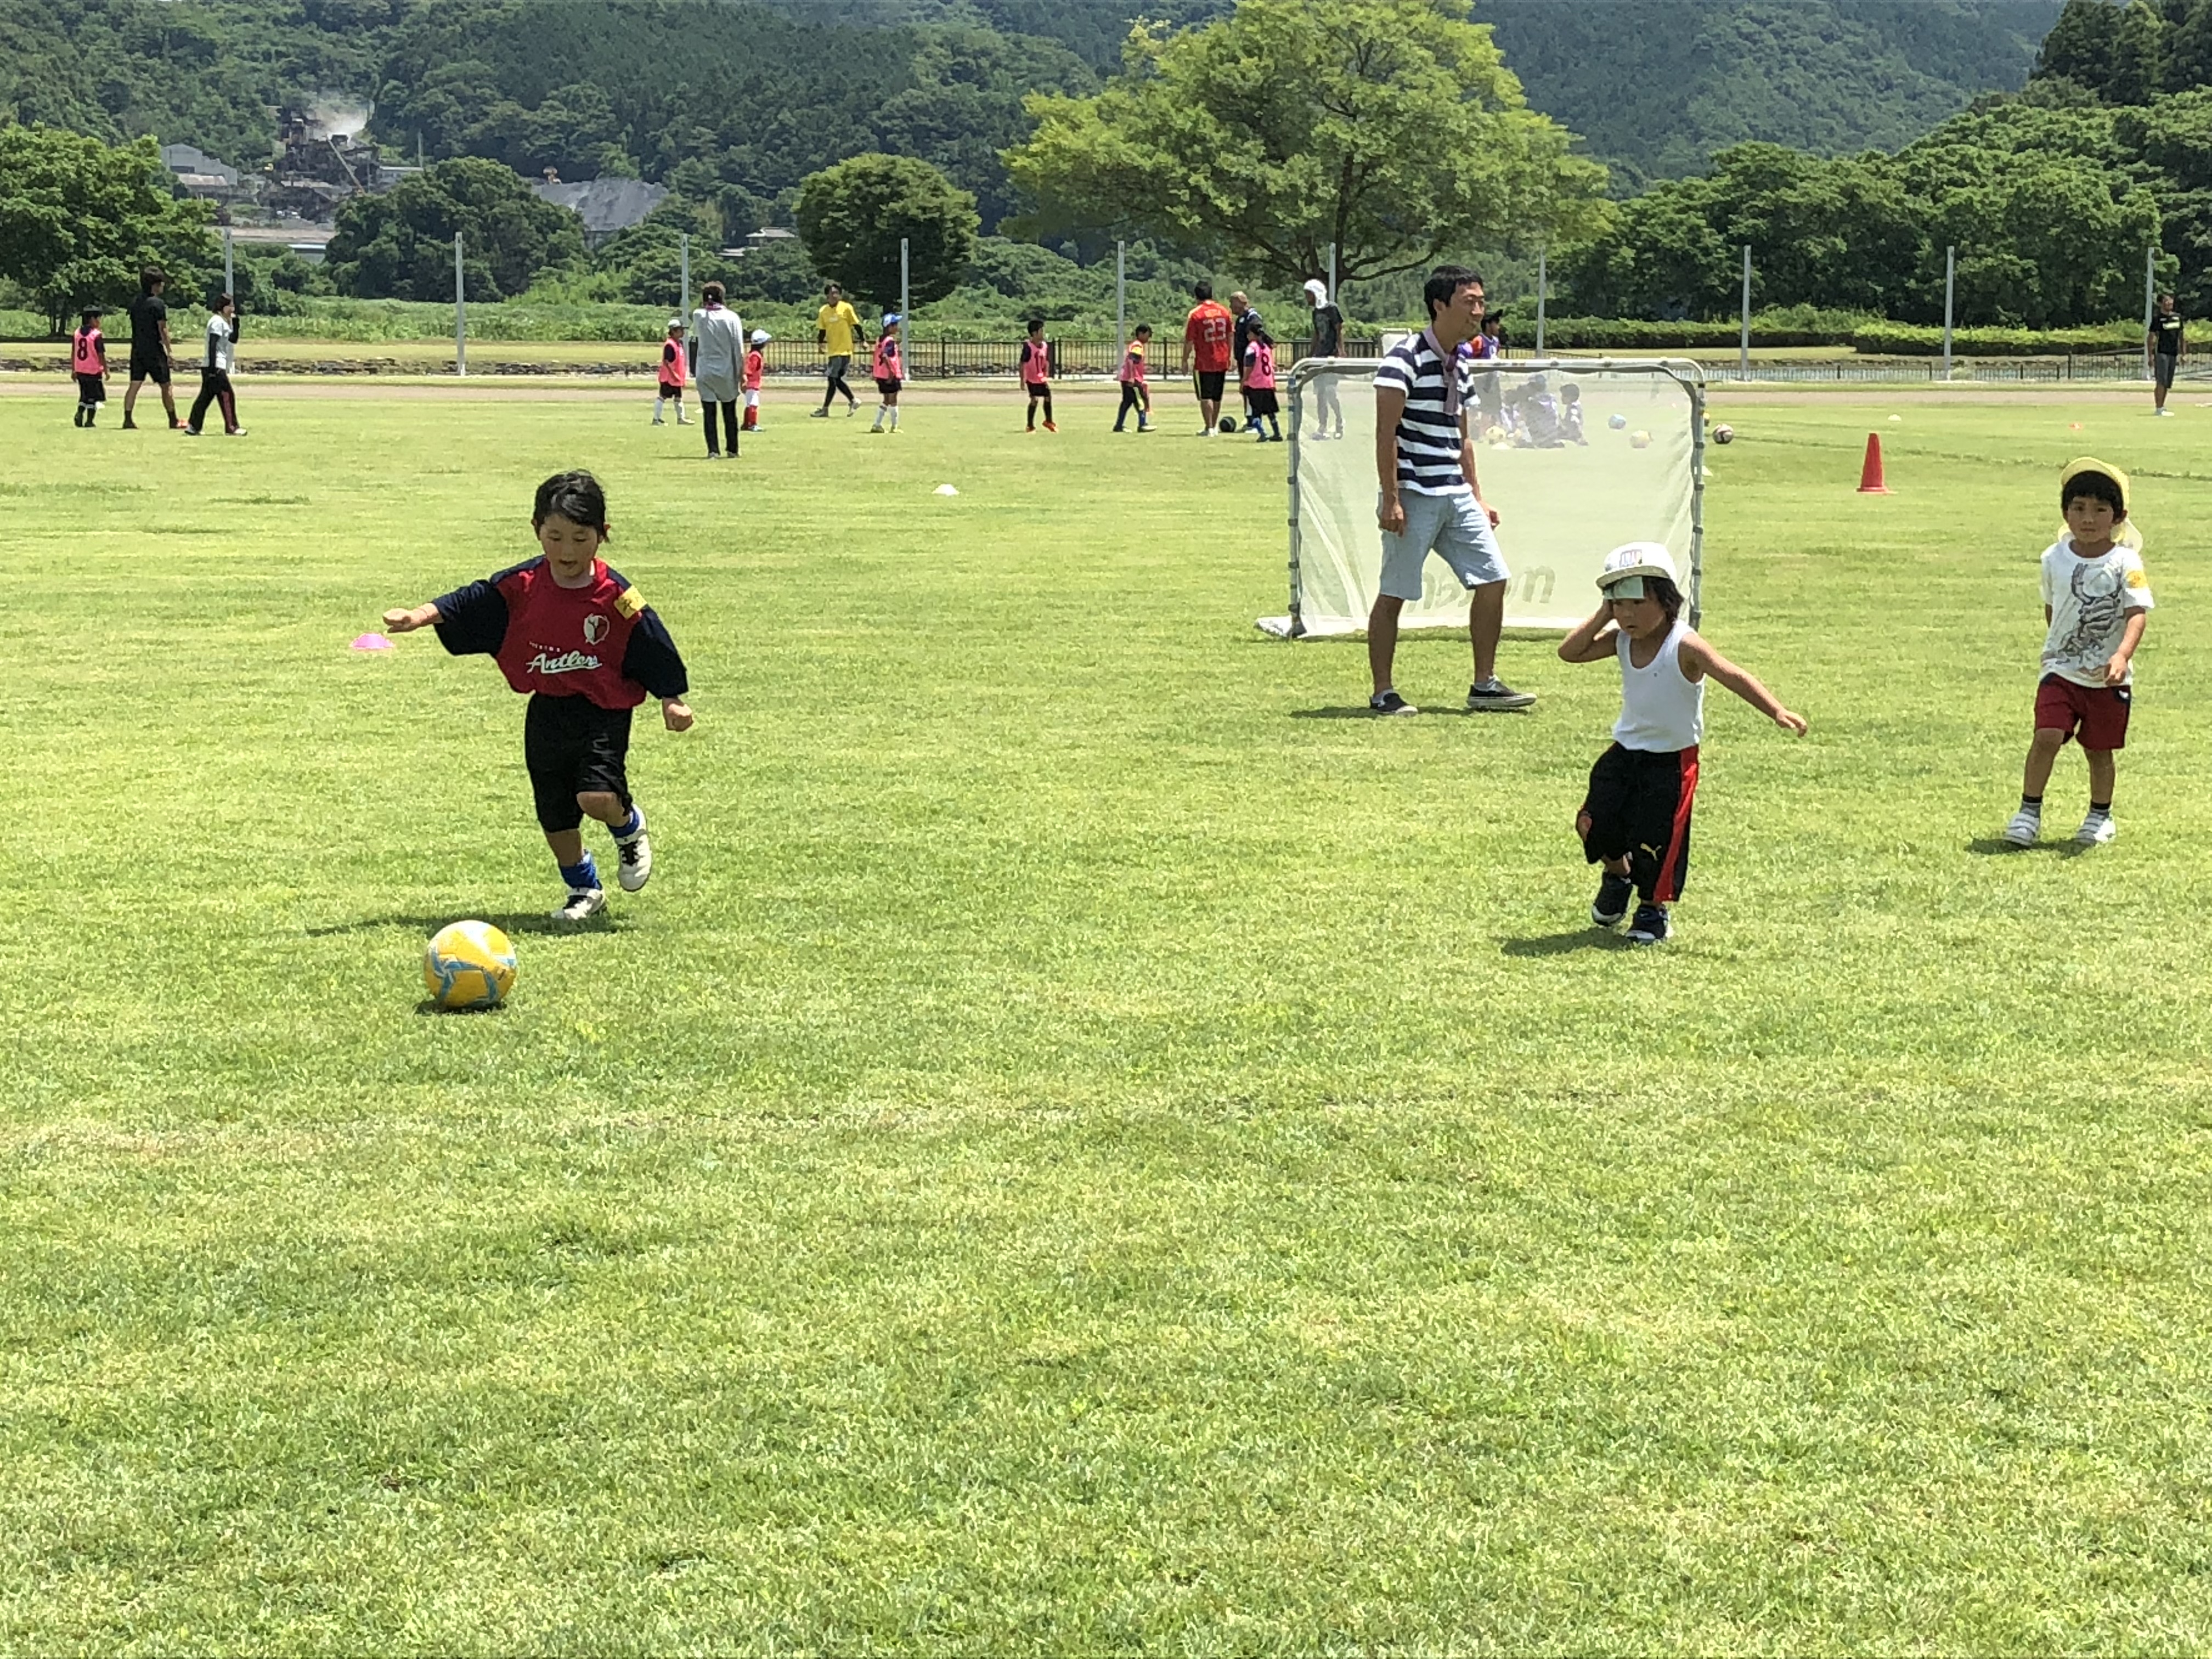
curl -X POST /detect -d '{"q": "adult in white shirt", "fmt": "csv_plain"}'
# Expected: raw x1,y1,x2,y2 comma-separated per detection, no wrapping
183,293,243,437
689,281,747,459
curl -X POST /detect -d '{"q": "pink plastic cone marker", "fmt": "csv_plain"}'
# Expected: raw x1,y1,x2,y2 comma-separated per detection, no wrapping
351,633,395,651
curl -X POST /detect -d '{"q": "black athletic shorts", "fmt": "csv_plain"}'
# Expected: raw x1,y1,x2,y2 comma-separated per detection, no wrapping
1195,369,1226,402
75,373,105,404
523,692,633,833
875,376,901,396
1246,387,1279,417
1577,742,1699,903
129,354,169,385
2155,351,2178,389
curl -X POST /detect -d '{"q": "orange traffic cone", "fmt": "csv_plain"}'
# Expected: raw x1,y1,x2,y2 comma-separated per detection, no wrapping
1857,432,1891,494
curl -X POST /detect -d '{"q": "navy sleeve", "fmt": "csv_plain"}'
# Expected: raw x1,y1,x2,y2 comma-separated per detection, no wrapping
430,560,531,657
621,608,689,698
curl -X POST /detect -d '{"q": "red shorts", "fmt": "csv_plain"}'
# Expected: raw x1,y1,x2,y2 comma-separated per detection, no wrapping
2035,674,2132,749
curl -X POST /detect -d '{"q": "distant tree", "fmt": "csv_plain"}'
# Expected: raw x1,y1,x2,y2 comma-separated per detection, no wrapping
2110,0,2169,101
1003,0,1607,287
2165,0,2212,88
0,127,214,333
2036,0,2124,93
794,153,978,307
326,156,586,300
723,236,823,307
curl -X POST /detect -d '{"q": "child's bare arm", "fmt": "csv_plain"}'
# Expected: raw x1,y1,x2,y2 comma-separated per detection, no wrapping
1558,600,1618,663
1681,633,1807,733
2104,608,2148,685
382,602,440,633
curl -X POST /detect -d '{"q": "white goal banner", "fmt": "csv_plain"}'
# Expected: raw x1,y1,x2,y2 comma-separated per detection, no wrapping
1263,358,1706,635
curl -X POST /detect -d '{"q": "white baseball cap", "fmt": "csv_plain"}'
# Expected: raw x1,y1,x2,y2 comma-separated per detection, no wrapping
1303,278,1328,303
749,329,770,345
1596,541,1680,597
667,317,684,330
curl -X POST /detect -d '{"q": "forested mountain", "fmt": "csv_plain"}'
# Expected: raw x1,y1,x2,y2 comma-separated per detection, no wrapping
1479,0,2064,188
0,0,2066,209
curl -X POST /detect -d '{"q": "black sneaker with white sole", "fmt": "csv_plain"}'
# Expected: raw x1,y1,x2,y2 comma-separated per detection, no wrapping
1369,690,1418,716
1625,902,1671,945
1592,873,1634,927
1467,678,1536,712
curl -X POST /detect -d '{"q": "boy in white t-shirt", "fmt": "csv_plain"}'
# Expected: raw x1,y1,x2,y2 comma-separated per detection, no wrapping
1557,543,1805,945
2004,457,2154,848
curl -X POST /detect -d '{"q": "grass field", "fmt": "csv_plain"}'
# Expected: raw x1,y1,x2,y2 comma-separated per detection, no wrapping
8,381,2212,1651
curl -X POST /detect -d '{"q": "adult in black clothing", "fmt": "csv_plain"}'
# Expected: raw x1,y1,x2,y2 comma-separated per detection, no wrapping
2148,292,2183,416
1231,290,1264,432
122,268,178,430
1303,278,1347,439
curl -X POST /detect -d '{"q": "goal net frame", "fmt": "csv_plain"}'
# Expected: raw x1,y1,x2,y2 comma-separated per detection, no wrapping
1261,356,1708,638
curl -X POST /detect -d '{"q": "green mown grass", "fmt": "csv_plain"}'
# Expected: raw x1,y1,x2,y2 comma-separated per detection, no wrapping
5,383,2212,1651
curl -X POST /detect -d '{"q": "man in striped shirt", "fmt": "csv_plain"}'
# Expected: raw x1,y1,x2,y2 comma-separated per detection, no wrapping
1368,266,1534,714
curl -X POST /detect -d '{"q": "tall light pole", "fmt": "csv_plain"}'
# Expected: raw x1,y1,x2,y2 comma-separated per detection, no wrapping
453,231,466,377
1943,244,1956,382
1739,245,1752,380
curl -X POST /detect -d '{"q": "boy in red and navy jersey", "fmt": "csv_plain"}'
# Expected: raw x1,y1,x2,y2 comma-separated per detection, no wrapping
382,470,695,923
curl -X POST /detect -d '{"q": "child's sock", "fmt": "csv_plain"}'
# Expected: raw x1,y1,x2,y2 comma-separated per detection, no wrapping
872,406,887,430
2086,799,2112,820
888,407,899,430
2020,792,2044,812
653,396,665,422
611,805,645,843
559,853,601,891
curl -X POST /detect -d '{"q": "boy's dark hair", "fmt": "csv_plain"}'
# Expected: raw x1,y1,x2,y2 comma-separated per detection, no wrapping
1025,317,1044,332
1193,280,1212,301
2063,470,2126,519
1424,264,1483,320
533,470,610,533
1133,322,1153,337
141,267,165,292
1645,574,1685,621
824,281,840,295
702,280,725,303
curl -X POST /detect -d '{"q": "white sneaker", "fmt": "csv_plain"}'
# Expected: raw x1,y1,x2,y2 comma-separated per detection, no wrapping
552,887,606,923
2002,808,2041,846
615,828,652,892
2075,812,2117,845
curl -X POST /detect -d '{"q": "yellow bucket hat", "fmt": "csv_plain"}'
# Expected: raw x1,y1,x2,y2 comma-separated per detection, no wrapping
2061,455,2130,518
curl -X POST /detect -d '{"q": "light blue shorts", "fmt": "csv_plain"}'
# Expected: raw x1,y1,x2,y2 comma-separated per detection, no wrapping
1379,489,1509,601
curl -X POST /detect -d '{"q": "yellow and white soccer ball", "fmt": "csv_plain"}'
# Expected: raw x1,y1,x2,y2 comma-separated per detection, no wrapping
424,920,517,1011
1630,429,1653,449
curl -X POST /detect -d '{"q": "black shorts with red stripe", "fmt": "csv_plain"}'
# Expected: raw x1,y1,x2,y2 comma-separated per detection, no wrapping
1577,743,1699,904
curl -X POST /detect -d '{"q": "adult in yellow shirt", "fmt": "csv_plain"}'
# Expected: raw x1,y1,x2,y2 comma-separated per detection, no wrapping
813,281,866,417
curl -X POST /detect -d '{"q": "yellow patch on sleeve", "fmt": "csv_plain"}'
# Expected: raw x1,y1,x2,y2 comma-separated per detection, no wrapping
2126,567,2148,589
614,585,645,618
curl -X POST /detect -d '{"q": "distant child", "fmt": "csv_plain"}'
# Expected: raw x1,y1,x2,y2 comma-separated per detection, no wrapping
653,317,689,426
380,470,695,923
871,315,903,432
1114,324,1153,432
182,293,244,437
71,306,106,427
743,329,768,430
1242,322,1281,442
1558,543,1805,945
1020,317,1055,431
2003,456,2153,847
1560,381,1587,444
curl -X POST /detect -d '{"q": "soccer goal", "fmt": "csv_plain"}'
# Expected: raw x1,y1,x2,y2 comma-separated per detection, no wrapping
1261,357,1708,636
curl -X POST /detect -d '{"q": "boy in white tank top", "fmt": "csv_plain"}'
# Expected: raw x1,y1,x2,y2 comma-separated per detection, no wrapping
1557,543,1805,944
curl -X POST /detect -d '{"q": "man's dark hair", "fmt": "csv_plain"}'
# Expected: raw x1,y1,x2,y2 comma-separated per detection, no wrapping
1193,280,1212,301
215,292,234,311
532,469,610,533
1423,265,1483,321
825,281,840,295
2063,470,2126,519
702,280,725,303
141,268,165,292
